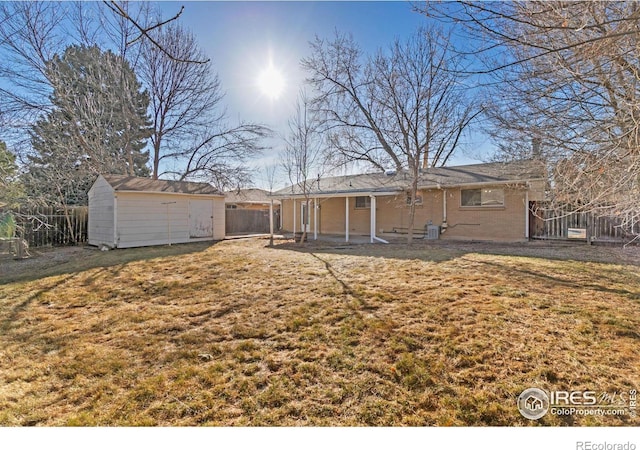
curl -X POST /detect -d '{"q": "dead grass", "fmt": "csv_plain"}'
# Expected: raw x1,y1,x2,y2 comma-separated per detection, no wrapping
0,238,639,426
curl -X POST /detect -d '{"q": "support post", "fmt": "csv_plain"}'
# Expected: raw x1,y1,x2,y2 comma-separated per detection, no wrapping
345,197,350,243
293,199,296,235
313,198,318,240
370,195,376,243
269,198,274,246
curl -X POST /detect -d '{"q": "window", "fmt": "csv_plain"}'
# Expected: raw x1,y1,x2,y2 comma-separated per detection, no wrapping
226,204,237,209
406,193,423,206
355,196,371,209
461,188,504,207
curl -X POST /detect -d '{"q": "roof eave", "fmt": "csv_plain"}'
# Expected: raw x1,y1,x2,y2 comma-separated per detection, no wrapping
113,189,224,197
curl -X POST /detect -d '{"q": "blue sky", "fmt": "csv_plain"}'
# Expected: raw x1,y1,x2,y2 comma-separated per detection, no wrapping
157,1,487,187
160,2,428,128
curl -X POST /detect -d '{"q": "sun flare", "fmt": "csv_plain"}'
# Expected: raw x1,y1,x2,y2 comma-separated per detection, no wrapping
257,64,285,100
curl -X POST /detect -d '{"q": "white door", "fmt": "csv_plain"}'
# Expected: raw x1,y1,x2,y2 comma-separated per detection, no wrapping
301,202,310,232
189,200,213,238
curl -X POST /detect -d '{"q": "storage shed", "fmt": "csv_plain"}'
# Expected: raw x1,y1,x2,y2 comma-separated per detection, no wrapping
88,174,225,248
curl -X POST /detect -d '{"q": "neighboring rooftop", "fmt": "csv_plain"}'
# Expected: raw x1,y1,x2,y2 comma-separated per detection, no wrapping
272,160,545,197
225,188,280,204
100,175,222,195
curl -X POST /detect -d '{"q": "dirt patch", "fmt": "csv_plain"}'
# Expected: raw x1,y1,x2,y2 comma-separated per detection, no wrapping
0,246,87,282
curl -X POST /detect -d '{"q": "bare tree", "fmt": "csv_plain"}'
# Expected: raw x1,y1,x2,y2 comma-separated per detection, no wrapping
424,1,640,239
282,90,325,245
0,1,201,148
103,1,208,65
303,27,482,243
0,1,69,139
139,22,269,189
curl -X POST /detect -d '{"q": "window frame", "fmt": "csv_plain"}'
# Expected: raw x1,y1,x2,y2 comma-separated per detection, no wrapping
354,196,371,209
406,192,423,206
460,188,505,207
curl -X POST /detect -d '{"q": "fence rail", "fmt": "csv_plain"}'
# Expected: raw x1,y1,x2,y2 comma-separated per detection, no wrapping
529,202,629,243
5,206,88,248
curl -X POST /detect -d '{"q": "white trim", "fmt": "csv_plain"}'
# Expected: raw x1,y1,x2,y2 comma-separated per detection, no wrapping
293,199,296,235
525,191,529,239
345,197,350,243
113,190,223,198
313,198,318,240
272,191,401,200
443,189,448,224
271,180,536,200
370,195,376,243
269,199,274,241
113,194,118,247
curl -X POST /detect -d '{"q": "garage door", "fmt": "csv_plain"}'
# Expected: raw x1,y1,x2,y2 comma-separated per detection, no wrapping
189,200,213,238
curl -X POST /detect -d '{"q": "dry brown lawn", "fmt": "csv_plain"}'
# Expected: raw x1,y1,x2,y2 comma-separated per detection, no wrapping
0,238,639,426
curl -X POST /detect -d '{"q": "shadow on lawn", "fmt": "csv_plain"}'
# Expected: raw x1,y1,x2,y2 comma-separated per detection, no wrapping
271,238,640,266
0,273,79,333
469,257,640,301
270,240,466,264
0,241,219,285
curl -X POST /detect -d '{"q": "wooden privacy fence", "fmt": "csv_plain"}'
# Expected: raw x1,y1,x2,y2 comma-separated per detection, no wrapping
8,206,88,247
225,209,279,235
529,202,629,243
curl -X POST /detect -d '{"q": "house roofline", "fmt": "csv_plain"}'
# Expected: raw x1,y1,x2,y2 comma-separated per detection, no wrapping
271,178,542,199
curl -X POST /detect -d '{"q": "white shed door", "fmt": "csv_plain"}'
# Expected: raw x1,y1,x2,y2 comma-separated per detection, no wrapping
189,200,214,238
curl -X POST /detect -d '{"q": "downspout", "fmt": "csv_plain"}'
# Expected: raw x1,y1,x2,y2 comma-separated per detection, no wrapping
369,195,388,244
293,199,296,235
441,189,448,234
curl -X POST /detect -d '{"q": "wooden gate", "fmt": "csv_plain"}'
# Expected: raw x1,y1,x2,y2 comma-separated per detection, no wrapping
225,209,279,234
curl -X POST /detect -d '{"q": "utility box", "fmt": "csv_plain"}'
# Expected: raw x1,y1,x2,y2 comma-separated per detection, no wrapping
568,228,587,239
425,224,440,240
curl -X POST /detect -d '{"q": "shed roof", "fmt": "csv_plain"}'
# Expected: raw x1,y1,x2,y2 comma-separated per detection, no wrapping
225,188,280,204
101,174,222,195
272,160,545,197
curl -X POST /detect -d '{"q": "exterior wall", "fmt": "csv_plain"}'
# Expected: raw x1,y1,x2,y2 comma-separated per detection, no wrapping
279,185,529,241
115,193,224,248
88,176,116,247
211,197,225,240
281,192,444,236
441,187,527,241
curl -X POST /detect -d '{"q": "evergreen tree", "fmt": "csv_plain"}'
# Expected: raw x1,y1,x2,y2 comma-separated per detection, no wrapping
26,45,151,206
0,140,24,207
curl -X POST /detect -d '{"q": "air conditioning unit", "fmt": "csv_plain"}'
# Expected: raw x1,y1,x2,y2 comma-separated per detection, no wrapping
425,224,440,240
